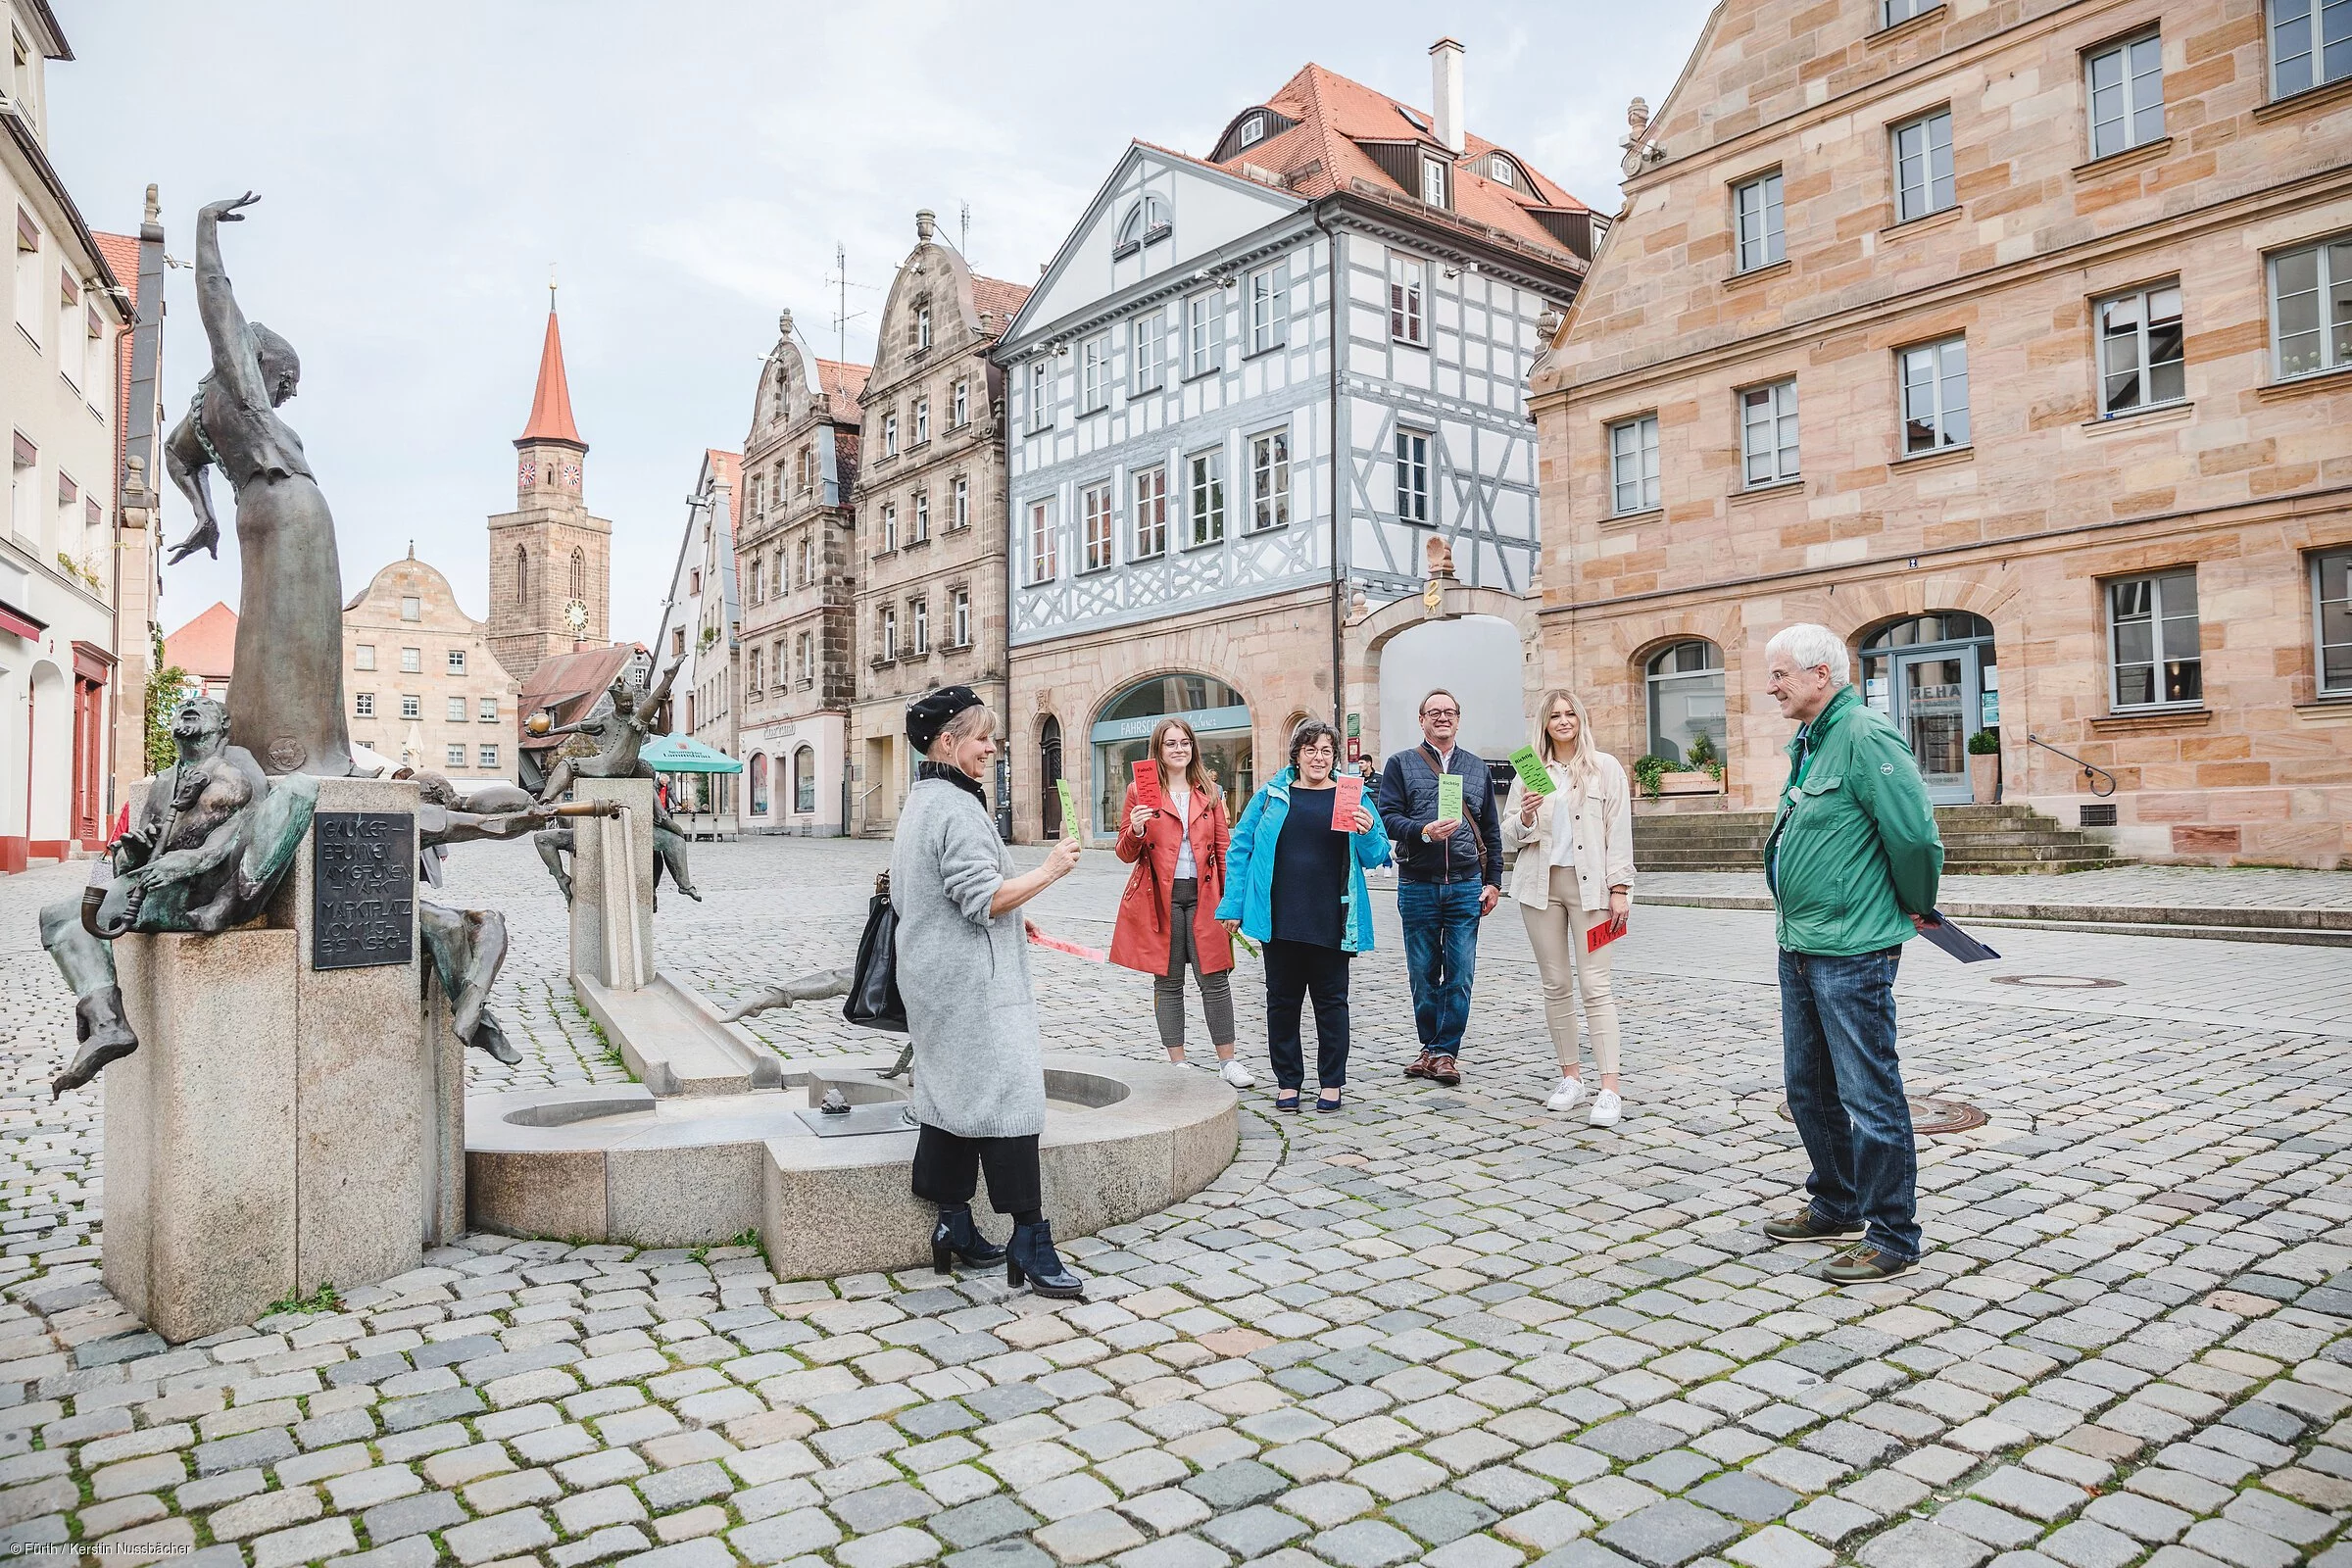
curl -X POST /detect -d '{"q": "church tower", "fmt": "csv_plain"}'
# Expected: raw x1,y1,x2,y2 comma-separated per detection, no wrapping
486,295,612,684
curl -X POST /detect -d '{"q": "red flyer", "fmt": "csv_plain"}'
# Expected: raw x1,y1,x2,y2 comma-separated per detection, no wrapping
1330,774,1363,832
1132,759,1165,811
1587,916,1627,955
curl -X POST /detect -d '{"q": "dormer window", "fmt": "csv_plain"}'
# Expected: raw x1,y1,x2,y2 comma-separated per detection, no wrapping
1489,156,1517,188
1239,114,1266,149
1421,156,1450,208
1114,194,1173,259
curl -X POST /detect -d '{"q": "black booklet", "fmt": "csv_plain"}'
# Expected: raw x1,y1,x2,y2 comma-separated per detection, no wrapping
1916,910,2000,962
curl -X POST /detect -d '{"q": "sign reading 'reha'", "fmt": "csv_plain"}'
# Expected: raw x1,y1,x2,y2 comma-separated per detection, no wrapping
312,811,416,970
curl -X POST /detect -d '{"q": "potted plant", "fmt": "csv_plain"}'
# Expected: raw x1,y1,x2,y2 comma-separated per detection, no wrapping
1966,730,2000,804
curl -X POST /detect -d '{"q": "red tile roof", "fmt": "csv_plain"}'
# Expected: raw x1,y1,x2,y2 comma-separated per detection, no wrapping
517,643,643,753
165,602,237,681
971,276,1033,336
816,359,870,408
1217,63,1588,261
517,308,585,448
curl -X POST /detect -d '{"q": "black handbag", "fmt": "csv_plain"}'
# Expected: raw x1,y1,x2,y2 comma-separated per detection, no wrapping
843,871,908,1033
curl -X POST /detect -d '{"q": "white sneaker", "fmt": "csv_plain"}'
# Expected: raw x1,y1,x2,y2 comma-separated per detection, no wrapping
1220,1058,1256,1090
1590,1089,1623,1126
1545,1076,1586,1112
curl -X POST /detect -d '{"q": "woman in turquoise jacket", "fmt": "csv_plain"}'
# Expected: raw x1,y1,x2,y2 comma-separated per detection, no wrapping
1216,719,1393,1112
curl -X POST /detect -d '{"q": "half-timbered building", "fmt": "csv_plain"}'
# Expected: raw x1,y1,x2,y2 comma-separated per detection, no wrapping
996,41,1593,842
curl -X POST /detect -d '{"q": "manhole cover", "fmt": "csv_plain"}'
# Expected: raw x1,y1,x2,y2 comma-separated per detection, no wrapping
1776,1097,1988,1135
1989,974,2125,989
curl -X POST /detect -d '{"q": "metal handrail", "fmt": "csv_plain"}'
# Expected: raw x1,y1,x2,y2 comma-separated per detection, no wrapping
2026,732,2118,798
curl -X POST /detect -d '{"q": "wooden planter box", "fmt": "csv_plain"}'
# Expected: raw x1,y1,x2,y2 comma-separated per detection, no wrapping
1657,771,1723,797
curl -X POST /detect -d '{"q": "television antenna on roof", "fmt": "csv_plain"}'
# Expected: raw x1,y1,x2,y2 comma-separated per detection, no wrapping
825,244,877,364
959,202,971,257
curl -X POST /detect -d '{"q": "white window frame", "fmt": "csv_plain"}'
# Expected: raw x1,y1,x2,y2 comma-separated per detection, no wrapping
1250,429,1290,531
883,414,900,457
1028,361,1052,432
2086,30,2165,161
446,649,466,674
446,696,467,723
401,694,422,720
1898,336,1971,454
881,502,898,553
1740,380,1800,487
953,378,969,427
1185,293,1221,377
479,745,499,769
1608,416,1661,515
1239,114,1265,149
1420,156,1449,208
2107,567,2202,710
2269,0,2352,98
1388,254,1426,345
479,697,499,722
1027,499,1057,583
952,475,969,531
2269,233,2352,381
1080,334,1110,412
354,692,375,718
1890,108,1956,222
1881,0,1935,25
1394,428,1430,524
1734,171,1786,272
1131,313,1164,394
2313,548,2352,697
1081,482,1115,572
1187,450,1225,547
1132,465,1167,560
2096,281,2185,416
400,646,422,673
798,631,814,684
447,744,467,769
953,588,971,649
915,307,932,350
912,489,930,542
914,398,930,444
1248,268,1284,354
912,598,929,655
880,606,898,662
355,644,376,671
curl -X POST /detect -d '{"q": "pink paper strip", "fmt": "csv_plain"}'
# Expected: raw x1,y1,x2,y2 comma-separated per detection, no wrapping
1027,930,1108,963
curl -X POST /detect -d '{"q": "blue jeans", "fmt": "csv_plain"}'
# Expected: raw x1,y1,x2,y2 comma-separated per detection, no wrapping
1779,948,1921,1261
1398,880,1485,1058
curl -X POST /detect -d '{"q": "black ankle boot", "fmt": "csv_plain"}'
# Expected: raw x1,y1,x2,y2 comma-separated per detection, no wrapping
1005,1219,1085,1299
932,1205,1005,1273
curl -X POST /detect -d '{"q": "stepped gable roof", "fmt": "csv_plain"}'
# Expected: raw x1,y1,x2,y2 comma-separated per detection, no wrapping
970,275,1033,336
1218,62,1588,259
815,359,869,408
165,602,237,681
517,307,585,449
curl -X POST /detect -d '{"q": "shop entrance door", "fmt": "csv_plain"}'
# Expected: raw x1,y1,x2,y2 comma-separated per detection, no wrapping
1890,649,1979,804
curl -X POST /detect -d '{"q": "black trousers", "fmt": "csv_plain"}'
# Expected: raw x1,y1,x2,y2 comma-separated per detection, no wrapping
1265,938,1351,1090
909,1124,1042,1216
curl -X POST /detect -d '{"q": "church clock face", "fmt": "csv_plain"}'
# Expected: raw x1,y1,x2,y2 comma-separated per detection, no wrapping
563,598,590,637
560,462,583,490
517,457,538,488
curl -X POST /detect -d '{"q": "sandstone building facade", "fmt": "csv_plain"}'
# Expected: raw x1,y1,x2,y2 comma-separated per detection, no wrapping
736,312,864,836
1532,0,2352,867
343,550,519,785
487,304,611,685
850,213,1028,837
997,45,1589,843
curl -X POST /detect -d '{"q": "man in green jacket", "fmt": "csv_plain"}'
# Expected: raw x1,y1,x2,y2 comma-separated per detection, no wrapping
1758,623,1945,1284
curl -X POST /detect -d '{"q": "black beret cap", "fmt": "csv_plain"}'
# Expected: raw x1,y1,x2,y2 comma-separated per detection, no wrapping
906,685,983,755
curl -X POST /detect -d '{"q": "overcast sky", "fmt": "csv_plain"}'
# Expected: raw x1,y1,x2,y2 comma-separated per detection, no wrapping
48,0,1711,651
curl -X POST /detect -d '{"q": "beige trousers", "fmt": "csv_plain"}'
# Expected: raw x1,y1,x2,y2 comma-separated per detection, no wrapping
1518,865,1622,1077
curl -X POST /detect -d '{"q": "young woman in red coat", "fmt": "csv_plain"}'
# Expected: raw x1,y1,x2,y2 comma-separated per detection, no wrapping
1109,718,1254,1088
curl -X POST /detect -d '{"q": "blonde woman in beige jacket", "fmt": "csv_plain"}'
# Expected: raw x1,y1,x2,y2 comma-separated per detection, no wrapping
1501,688,1636,1125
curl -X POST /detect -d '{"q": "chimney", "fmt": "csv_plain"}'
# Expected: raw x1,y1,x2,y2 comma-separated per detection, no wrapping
915,209,936,243
1430,38,1465,155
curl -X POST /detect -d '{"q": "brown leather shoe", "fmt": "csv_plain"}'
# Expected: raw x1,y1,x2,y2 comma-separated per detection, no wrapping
1430,1055,1461,1086
1402,1050,1440,1081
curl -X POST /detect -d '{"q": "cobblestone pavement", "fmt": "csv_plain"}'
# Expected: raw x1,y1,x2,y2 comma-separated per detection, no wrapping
0,838,2345,1568
1639,867,2352,913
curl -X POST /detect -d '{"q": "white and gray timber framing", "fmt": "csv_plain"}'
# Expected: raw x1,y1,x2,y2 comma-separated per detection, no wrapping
996,144,1574,652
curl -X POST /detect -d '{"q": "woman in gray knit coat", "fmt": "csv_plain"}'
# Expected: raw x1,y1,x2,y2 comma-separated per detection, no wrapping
893,686,1085,1298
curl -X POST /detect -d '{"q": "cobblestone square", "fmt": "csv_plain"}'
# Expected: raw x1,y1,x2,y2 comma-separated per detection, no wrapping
0,838,2344,1568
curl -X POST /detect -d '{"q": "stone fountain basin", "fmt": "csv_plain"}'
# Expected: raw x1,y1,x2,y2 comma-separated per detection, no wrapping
465,1055,1238,1278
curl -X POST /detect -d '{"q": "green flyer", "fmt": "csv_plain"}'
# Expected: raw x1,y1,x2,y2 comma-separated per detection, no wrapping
1508,746,1555,795
1436,773,1464,821
1056,778,1081,843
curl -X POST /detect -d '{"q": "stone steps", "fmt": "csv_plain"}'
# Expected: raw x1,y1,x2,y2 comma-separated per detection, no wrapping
1634,803,2122,875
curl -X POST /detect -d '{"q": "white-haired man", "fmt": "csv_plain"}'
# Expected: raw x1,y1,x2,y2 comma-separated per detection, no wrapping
1759,622,1944,1284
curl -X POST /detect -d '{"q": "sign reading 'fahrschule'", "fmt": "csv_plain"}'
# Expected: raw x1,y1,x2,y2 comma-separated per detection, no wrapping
313,811,416,970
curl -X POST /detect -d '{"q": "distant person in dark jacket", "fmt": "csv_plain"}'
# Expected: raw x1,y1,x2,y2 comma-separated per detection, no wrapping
1375,689,1503,1088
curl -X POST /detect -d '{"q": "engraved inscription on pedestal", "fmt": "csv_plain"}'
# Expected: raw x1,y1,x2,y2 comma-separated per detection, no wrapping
313,811,416,970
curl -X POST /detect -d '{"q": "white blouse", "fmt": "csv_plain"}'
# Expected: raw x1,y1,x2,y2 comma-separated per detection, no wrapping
1167,786,1196,879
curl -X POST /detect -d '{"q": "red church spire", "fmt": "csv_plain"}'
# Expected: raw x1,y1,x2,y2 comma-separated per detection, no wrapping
516,299,586,451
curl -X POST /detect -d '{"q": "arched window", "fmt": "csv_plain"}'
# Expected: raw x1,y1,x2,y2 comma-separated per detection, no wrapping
514,545,529,605
793,746,816,814
1115,195,1172,252
1645,641,1726,766
749,754,769,815
1090,675,1252,832
569,547,586,602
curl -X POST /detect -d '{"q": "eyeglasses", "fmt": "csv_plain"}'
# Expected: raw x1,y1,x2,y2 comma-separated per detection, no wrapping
1423,708,1459,719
